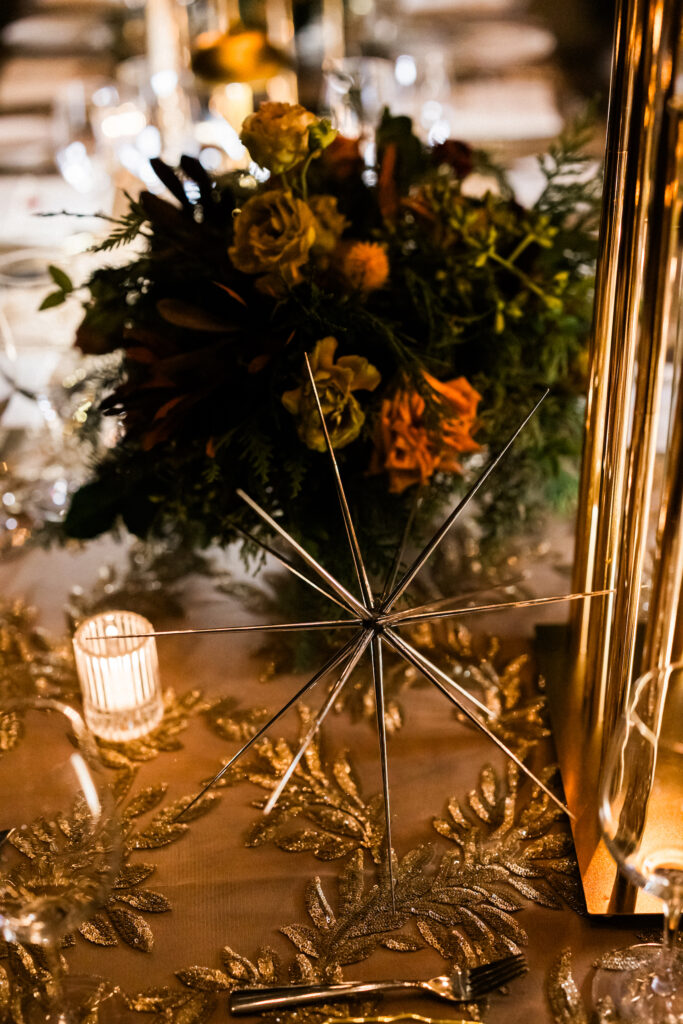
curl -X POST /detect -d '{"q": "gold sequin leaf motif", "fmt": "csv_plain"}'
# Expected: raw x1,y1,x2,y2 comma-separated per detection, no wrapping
545,948,588,1024
135,847,522,1024
123,946,282,1024
0,799,117,933
221,706,386,862
279,845,524,973
0,601,78,717
80,785,220,953
433,762,583,915
400,622,549,761
0,942,82,1024
125,944,378,1024
204,695,274,745
96,689,207,801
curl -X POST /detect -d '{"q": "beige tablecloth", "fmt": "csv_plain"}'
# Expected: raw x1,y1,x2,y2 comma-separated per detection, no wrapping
0,538,646,1023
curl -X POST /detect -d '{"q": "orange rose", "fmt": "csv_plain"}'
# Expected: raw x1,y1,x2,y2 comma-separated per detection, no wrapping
423,372,481,469
370,373,481,493
370,389,438,494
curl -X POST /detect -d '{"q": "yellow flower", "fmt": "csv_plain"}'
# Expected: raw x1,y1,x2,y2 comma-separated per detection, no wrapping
229,190,317,293
282,337,381,451
369,373,480,493
337,241,389,294
309,194,348,260
240,102,317,175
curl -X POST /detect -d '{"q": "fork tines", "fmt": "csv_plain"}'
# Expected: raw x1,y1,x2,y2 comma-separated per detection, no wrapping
468,953,528,998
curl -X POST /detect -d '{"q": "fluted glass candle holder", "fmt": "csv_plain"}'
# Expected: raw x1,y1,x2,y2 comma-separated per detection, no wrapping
73,611,163,742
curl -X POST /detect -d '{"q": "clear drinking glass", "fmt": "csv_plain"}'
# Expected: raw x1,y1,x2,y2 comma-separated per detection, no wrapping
594,662,683,1023
0,248,86,550
52,76,159,199
0,698,120,1022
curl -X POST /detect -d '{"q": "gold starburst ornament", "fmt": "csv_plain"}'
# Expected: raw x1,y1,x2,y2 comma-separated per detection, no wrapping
101,355,611,905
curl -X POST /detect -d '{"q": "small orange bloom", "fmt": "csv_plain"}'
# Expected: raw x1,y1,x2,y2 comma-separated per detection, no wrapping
370,373,481,494
336,241,389,294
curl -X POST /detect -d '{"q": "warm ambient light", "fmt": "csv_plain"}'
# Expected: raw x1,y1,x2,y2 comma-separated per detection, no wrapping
73,610,163,742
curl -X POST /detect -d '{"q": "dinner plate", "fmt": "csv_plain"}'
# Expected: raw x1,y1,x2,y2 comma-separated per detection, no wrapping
400,0,526,15
2,14,115,53
446,21,556,70
0,56,114,110
0,113,52,148
0,113,54,172
445,76,563,142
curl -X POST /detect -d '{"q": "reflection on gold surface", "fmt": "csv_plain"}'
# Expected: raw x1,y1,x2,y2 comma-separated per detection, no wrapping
192,28,292,86
549,0,683,915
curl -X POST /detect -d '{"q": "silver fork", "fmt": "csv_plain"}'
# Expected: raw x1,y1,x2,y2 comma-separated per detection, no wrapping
228,953,527,1015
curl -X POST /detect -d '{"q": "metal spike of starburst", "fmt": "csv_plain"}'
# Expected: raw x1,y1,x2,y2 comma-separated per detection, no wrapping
234,523,353,613
379,388,549,613
304,353,374,610
95,360,614,904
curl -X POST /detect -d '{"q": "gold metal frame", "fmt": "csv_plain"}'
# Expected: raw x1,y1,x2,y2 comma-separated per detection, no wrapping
546,0,683,915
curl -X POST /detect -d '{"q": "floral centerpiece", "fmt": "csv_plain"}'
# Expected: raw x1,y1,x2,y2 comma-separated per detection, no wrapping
59,102,599,589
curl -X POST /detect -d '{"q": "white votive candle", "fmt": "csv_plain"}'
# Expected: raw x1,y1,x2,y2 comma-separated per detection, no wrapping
73,611,163,742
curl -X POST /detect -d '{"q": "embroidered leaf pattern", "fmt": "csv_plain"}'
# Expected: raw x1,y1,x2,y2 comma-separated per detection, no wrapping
396,616,551,758
0,942,73,1022
170,943,378,1024
545,948,588,1024
204,696,271,744
433,761,583,914
279,846,525,971
125,985,218,1024
107,905,154,952
97,689,207,799
0,588,596,1022
79,914,119,946
177,967,232,991
0,800,117,942
0,601,79,714
212,707,386,862
76,785,219,953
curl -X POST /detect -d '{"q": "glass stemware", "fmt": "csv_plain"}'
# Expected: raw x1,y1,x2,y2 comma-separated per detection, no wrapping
0,248,86,551
594,661,683,1023
0,697,120,1022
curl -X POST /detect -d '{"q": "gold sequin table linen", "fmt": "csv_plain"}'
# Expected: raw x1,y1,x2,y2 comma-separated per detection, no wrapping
0,539,649,1023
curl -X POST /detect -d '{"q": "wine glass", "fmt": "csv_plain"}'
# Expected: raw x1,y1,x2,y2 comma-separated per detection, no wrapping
0,697,121,1022
52,76,160,201
0,249,86,551
594,661,683,1023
